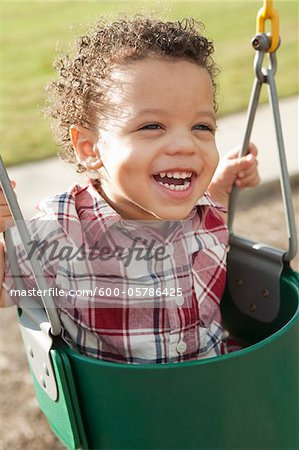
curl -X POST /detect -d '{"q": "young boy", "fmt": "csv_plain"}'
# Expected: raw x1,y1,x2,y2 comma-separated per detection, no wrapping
0,17,259,363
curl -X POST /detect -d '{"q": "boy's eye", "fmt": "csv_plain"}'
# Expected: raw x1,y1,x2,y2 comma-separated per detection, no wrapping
139,123,162,130
192,124,215,133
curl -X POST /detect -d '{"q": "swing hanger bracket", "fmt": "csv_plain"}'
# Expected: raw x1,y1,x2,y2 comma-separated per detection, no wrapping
252,32,279,83
18,299,59,401
256,0,279,53
228,0,297,322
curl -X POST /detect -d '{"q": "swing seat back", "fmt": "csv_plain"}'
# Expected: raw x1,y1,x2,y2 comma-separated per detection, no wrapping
30,266,299,450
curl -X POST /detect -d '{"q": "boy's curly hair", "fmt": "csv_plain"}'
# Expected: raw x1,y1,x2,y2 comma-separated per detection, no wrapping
46,16,219,173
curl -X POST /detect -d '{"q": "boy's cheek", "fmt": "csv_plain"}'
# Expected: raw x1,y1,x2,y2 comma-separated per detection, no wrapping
207,145,220,172
0,242,4,286
214,149,220,168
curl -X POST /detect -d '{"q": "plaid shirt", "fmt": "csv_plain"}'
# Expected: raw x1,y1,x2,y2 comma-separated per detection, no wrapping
4,183,228,364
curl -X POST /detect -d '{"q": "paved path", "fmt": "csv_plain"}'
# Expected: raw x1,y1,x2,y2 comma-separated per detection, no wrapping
4,96,298,219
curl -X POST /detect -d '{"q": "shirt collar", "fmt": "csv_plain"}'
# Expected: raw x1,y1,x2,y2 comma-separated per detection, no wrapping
88,183,226,223
86,183,226,245
87,183,122,225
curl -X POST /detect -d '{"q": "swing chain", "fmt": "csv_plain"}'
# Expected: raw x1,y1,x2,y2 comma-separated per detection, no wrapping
256,0,279,53
0,155,62,336
228,20,297,261
227,3,297,321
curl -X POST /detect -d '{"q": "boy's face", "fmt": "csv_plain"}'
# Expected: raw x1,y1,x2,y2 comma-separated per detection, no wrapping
96,57,219,220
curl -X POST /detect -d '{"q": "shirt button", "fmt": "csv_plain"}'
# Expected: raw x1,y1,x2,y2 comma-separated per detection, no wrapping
175,295,184,308
176,341,187,354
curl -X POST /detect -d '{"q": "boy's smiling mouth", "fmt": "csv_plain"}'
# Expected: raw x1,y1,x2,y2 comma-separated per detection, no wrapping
151,169,197,197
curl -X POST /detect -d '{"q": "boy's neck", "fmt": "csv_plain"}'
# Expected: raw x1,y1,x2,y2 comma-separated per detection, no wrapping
92,180,156,218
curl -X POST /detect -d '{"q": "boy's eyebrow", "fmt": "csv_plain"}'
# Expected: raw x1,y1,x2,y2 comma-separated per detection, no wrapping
135,108,169,116
135,108,216,122
195,110,216,122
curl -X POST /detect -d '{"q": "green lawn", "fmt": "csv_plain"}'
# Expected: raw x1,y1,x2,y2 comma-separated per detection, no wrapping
1,0,298,166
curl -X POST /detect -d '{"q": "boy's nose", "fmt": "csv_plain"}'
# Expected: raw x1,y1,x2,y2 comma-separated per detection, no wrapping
164,132,197,157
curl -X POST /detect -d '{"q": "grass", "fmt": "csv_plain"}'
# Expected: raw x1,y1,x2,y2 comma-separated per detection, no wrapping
0,0,298,166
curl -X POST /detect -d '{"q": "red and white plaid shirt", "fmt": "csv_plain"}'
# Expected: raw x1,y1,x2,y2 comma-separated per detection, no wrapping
4,183,229,363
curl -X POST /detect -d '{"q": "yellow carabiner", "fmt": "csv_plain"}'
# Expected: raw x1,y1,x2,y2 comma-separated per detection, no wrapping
256,0,279,53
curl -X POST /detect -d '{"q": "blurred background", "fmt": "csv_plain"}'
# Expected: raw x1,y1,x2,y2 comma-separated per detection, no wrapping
1,0,298,166
0,1,298,449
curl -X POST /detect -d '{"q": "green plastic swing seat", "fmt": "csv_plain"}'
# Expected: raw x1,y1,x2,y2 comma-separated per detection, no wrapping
28,265,298,450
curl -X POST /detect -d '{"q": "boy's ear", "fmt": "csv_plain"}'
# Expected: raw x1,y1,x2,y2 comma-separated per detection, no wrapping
70,125,103,170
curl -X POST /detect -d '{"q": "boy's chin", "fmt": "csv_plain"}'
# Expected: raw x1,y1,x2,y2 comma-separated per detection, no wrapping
154,208,193,221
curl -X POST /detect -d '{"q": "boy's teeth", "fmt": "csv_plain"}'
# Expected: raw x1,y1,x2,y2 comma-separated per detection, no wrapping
158,171,192,179
158,181,191,191
173,172,182,179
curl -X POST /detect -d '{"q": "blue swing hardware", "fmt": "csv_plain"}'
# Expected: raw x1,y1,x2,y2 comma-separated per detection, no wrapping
0,1,298,448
